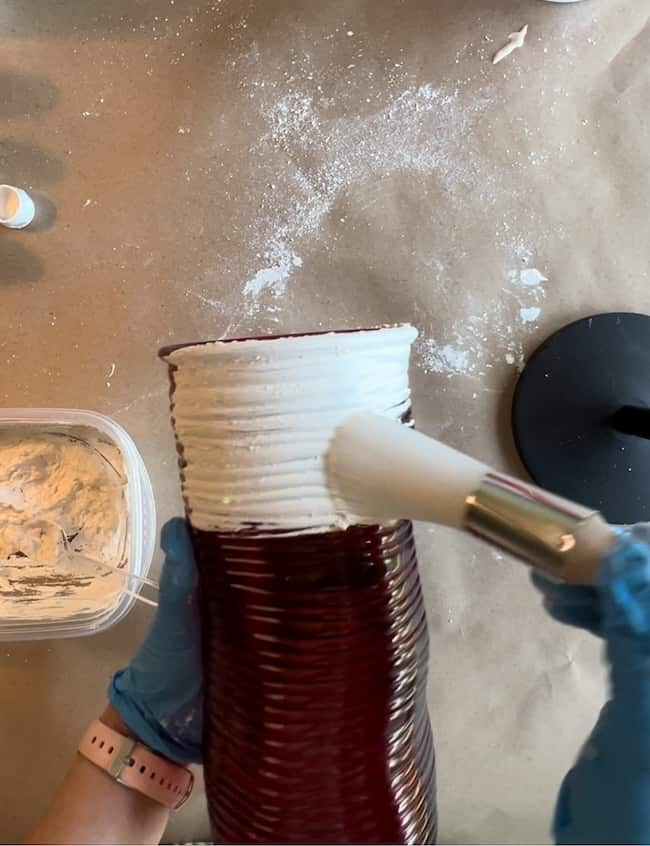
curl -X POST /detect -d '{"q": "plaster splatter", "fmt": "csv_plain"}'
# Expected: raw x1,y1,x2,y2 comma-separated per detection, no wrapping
492,25,529,66
243,245,303,297
417,298,527,379
206,37,563,376
517,268,547,286
520,306,541,323
420,342,470,376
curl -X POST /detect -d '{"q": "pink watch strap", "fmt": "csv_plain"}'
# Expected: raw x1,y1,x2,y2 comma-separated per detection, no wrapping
79,720,194,810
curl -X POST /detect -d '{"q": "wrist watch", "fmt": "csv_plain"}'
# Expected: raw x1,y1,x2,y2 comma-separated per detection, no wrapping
78,719,194,810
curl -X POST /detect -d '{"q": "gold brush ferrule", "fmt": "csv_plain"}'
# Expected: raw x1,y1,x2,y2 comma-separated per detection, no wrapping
463,472,609,582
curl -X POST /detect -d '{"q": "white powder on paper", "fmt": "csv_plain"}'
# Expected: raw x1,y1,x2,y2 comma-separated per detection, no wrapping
225,44,558,376
417,241,548,379
243,82,495,298
418,305,527,378
0,426,128,622
420,342,470,376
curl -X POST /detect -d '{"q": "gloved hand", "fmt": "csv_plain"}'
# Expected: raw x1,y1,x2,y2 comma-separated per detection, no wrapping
108,518,203,765
533,526,650,845
531,525,650,638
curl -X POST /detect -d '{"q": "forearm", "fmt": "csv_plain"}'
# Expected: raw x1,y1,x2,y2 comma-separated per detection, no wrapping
26,706,169,846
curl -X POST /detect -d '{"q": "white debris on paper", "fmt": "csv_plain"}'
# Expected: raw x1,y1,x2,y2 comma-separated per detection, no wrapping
417,236,549,379
420,342,469,376
492,25,529,65
519,268,547,286
220,40,558,362
508,266,548,286
418,300,527,379
520,306,541,323
243,82,495,303
106,360,116,388
243,244,303,297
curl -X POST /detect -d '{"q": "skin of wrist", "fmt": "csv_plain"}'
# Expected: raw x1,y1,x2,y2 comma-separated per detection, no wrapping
99,703,140,741
98,703,187,767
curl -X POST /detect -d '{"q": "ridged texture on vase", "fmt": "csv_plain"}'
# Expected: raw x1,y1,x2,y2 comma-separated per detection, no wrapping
193,520,437,845
161,326,417,535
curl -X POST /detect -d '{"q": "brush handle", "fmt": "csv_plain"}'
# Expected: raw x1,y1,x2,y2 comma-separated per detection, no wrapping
329,413,618,585
463,473,617,584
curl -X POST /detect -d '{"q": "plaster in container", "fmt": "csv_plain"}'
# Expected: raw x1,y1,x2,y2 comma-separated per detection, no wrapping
0,409,156,641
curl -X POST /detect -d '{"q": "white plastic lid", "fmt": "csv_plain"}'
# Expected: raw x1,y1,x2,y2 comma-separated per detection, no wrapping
0,185,36,229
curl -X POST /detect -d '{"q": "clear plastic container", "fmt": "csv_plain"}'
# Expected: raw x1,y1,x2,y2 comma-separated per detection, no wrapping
0,408,156,641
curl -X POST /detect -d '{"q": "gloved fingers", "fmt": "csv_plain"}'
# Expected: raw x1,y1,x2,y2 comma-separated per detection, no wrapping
106,518,203,765
530,570,602,635
599,534,650,640
145,518,200,645
159,517,198,601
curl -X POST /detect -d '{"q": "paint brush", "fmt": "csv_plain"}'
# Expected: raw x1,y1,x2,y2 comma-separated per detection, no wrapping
326,412,617,584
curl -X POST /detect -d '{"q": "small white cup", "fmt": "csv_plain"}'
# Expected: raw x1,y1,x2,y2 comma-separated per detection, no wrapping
0,185,36,229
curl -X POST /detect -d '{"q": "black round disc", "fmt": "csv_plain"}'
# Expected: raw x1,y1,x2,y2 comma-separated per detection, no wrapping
512,312,650,525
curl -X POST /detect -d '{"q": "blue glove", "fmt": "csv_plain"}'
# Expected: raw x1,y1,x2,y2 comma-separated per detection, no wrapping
108,518,203,764
531,570,602,637
533,528,650,844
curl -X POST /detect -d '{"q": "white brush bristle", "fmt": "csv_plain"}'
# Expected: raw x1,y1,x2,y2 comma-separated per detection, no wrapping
327,412,489,528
